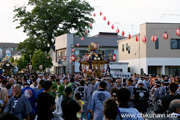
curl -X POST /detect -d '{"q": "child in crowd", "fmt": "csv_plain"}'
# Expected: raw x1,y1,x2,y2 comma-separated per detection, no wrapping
75,93,84,120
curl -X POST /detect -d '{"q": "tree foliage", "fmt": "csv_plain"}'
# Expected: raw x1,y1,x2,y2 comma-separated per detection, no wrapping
10,57,15,63
32,49,53,70
17,55,29,71
14,0,94,54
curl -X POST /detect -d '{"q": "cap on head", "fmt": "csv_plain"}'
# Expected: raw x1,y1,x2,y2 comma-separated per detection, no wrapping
138,80,144,85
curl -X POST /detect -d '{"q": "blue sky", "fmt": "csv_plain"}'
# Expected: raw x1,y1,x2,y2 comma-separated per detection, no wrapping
1,0,180,43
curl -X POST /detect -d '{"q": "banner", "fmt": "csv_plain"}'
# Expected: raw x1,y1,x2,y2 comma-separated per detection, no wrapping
6,50,11,57
111,71,131,78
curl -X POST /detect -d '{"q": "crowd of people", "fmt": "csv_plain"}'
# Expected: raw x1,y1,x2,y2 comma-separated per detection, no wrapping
0,72,180,120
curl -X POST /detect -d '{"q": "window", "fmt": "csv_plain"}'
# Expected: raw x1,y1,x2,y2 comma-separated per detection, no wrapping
126,43,128,51
105,50,114,58
128,46,130,54
99,50,104,55
79,50,88,58
141,68,144,75
155,39,159,49
56,50,66,61
128,67,130,72
171,39,180,49
122,44,124,52
104,50,114,61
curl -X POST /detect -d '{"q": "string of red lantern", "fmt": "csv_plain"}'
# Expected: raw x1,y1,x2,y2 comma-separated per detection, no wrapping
92,11,180,43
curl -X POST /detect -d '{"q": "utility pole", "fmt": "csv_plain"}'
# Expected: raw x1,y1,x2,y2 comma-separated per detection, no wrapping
131,24,134,35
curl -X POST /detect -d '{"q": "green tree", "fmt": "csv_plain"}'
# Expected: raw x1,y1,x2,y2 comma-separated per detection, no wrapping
32,49,53,70
14,0,94,54
17,55,29,71
10,57,15,63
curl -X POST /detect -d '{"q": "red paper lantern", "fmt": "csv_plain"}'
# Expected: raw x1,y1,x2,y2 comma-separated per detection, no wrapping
85,30,88,34
100,11,102,16
151,35,157,42
93,13,96,17
72,49,75,52
71,55,76,62
63,57,66,60
113,54,116,61
163,32,169,40
135,35,139,42
107,21,110,25
176,29,180,36
121,31,125,36
128,34,131,39
76,43,79,47
103,16,106,20
116,28,120,33
111,25,114,29
89,23,92,27
81,37,84,40
142,36,147,43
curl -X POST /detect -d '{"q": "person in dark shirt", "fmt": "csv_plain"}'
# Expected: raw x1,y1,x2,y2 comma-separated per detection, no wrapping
133,80,149,113
37,81,55,120
61,87,81,120
162,82,180,113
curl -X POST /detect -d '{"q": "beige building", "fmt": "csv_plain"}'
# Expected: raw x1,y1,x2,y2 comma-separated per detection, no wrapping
118,23,180,76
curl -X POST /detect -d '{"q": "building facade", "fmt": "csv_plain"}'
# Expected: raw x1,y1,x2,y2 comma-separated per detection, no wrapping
53,33,128,75
118,23,180,76
0,43,20,60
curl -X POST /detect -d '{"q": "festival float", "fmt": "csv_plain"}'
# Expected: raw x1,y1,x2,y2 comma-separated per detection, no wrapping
78,42,116,78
